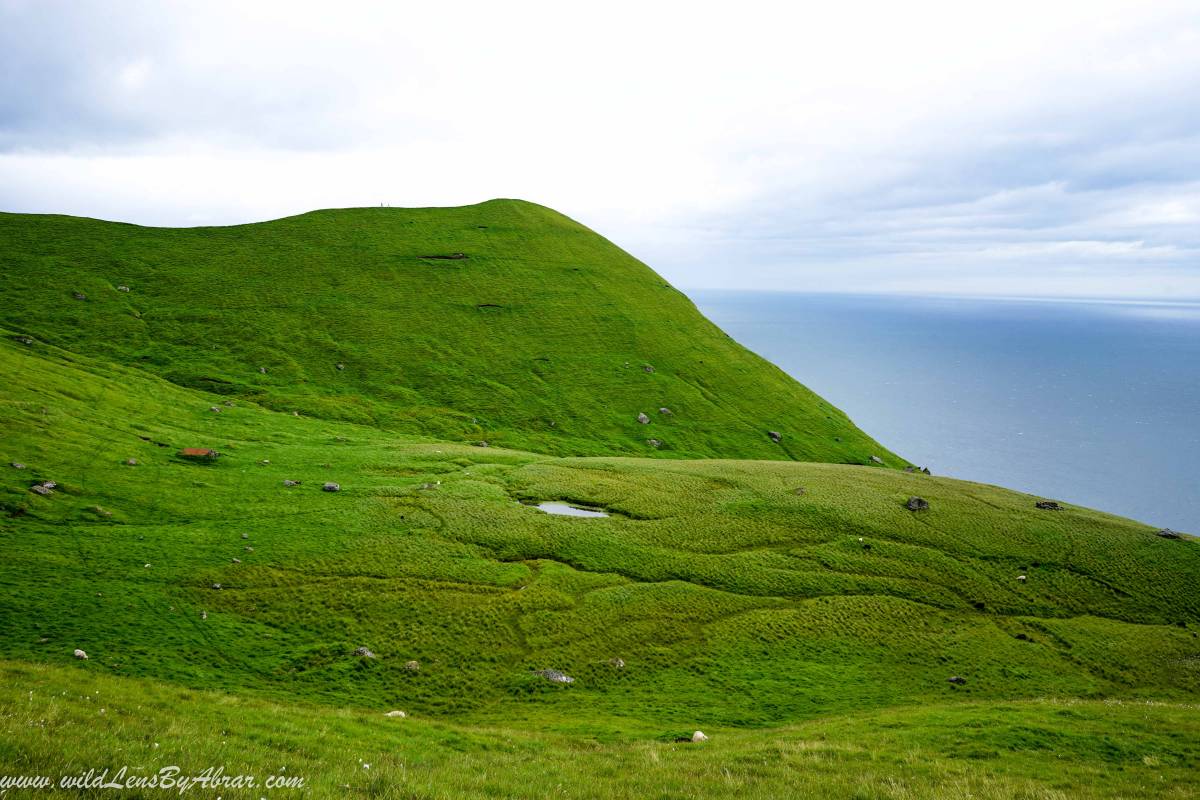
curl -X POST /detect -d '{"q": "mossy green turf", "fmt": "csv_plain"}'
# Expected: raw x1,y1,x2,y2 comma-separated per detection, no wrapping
0,200,893,463
3,661,1198,799
1,203,1198,797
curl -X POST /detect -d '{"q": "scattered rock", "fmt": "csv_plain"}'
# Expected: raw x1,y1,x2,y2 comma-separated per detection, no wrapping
211,583,222,590
209,406,221,413
72,291,87,301
658,407,672,416
335,362,345,371
124,458,138,466
231,558,241,564
691,730,709,743
354,646,376,659
30,484,53,496
534,669,574,684
322,482,341,492
201,611,207,620
636,412,650,425
384,710,407,718
767,431,782,443
1035,501,1062,511
474,440,489,447
869,455,884,464
647,438,662,448
11,462,26,470
224,400,235,407
144,563,151,568
608,658,625,669
241,533,249,539
88,505,112,518
948,676,966,685
1156,529,1182,540
906,496,930,512
258,367,267,374
283,479,302,487
15,336,33,345
794,487,806,496
73,649,88,660
642,365,655,373
117,285,130,292
404,660,420,672
1017,574,1027,582
245,546,253,552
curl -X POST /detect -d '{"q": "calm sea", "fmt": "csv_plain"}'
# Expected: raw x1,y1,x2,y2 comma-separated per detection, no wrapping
690,291,1200,534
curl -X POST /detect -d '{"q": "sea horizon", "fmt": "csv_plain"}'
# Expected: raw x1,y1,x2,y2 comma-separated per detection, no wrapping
691,288,1200,534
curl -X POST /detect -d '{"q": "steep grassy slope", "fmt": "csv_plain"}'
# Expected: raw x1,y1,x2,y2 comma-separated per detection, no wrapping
0,200,894,463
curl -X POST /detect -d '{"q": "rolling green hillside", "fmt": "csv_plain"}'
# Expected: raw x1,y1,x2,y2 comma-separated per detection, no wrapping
1,204,1198,798
0,200,894,463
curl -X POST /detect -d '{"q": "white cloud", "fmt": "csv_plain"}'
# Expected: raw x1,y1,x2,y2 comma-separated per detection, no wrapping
1,0,1199,297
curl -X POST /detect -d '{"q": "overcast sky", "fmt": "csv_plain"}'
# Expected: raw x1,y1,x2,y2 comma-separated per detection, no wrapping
2,0,1199,297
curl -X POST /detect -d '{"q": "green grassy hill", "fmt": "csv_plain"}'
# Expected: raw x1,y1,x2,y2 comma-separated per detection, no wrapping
1,203,1197,798
0,200,894,463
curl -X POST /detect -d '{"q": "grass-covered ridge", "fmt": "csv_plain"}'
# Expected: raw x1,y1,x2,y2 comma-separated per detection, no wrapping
0,200,894,463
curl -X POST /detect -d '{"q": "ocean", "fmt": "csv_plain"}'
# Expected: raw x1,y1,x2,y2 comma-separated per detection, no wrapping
690,291,1200,534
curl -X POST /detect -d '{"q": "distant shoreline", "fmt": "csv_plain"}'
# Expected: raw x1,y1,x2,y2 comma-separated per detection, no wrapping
682,288,1200,308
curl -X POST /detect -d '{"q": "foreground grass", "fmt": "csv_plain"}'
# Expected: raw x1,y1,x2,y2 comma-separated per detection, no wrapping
2,660,1198,799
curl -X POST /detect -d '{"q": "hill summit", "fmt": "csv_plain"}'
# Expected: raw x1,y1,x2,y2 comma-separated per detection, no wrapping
0,199,897,464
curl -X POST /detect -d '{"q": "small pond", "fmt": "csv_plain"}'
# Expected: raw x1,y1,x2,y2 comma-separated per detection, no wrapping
535,502,609,518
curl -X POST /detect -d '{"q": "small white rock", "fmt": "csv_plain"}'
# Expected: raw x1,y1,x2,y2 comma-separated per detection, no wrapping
692,730,708,742
384,710,407,718
73,649,88,660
